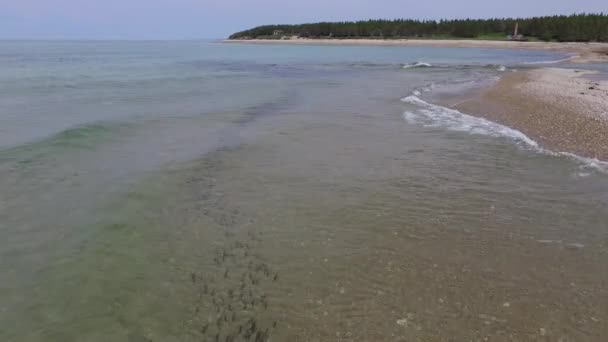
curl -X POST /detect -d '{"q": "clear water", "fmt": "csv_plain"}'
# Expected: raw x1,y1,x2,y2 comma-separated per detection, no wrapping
1,41,607,341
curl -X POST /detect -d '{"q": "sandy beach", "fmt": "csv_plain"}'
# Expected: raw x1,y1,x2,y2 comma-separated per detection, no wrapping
445,68,608,160
224,38,608,63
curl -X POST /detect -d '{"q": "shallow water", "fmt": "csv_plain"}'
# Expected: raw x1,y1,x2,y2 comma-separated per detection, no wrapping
1,41,607,341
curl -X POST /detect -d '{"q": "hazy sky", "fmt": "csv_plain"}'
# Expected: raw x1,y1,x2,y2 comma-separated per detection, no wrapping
0,0,605,39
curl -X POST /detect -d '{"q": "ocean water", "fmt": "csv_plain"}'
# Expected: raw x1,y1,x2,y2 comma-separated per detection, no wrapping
1,41,607,341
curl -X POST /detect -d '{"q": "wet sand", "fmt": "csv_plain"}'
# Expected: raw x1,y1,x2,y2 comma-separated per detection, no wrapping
445,68,608,160
224,39,608,64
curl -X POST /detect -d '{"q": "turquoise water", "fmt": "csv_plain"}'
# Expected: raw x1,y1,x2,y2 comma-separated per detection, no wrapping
1,41,607,341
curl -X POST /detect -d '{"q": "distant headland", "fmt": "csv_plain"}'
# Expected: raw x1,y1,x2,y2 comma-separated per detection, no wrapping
228,14,608,43
225,14,608,64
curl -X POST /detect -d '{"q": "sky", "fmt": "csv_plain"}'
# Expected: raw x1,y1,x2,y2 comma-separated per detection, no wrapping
0,0,605,40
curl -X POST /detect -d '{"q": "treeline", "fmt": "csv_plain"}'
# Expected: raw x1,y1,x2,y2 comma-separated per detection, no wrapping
229,13,608,42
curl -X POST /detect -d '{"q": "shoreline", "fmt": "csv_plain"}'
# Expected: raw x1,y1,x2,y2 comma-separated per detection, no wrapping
223,38,608,64
443,67,608,161
226,38,608,161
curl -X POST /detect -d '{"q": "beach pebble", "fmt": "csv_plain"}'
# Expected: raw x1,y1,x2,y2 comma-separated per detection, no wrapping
540,328,547,336
396,318,408,327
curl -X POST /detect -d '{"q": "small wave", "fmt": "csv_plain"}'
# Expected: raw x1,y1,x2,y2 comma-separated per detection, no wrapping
401,95,538,146
402,62,433,70
413,84,435,94
346,62,391,68
401,95,608,174
0,122,130,161
523,55,579,65
553,152,608,174
481,64,507,72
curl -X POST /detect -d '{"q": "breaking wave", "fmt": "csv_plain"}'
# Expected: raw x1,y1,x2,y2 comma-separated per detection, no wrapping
523,55,579,64
401,95,538,146
402,62,433,69
401,94,608,174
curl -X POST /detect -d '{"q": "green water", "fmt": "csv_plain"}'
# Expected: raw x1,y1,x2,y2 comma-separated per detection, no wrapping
1,41,607,341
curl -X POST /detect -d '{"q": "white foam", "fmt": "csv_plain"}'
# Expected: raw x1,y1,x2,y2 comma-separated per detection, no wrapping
497,65,507,72
523,55,579,65
403,111,419,124
402,62,433,70
401,95,539,147
420,84,434,92
554,152,608,174
401,94,608,174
